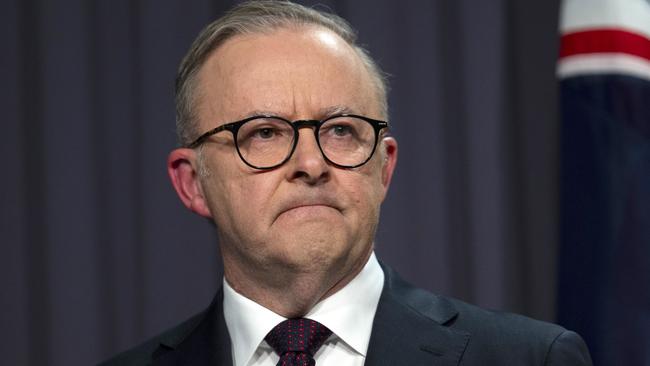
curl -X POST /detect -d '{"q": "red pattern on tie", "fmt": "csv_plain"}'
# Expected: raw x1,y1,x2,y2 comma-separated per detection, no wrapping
265,318,332,366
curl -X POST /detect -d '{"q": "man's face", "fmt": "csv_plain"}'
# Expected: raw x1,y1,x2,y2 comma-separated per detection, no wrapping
183,27,396,282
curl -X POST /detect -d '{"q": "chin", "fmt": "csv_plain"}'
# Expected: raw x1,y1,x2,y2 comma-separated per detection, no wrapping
268,233,350,271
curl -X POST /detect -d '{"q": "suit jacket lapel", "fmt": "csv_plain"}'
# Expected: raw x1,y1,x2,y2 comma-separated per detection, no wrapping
365,265,470,366
152,289,233,366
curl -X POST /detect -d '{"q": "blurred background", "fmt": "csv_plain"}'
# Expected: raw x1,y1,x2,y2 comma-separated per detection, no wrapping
2,0,648,365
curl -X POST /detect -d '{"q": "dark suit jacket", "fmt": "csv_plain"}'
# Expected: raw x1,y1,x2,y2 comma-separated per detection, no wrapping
100,265,592,365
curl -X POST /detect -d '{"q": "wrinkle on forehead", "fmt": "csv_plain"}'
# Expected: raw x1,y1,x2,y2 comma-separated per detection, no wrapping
195,26,379,129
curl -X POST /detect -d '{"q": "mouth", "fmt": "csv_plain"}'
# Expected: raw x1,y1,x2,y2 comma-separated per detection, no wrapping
283,204,335,213
274,197,342,222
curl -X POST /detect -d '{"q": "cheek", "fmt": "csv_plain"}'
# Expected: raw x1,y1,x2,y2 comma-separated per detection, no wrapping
341,171,384,218
359,158,387,198
199,159,249,227
212,171,280,231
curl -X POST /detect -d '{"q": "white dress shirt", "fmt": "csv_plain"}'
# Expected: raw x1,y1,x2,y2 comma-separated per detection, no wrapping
223,252,385,366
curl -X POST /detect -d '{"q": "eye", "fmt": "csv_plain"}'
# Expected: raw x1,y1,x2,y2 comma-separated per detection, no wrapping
241,118,291,141
322,121,357,139
331,124,353,137
254,127,277,139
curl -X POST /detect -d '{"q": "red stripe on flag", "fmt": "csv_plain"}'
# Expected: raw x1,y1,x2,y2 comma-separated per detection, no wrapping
560,29,650,61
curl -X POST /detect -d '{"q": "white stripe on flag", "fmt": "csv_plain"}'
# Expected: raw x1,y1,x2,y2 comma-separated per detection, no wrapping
558,53,650,81
560,0,650,38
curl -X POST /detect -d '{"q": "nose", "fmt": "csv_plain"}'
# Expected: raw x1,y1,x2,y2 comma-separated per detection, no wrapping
285,127,330,184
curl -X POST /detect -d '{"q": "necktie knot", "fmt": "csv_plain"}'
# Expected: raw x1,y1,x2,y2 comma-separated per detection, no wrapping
265,318,332,366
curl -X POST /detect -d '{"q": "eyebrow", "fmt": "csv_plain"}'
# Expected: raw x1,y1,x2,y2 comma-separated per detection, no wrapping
241,105,358,120
318,105,357,117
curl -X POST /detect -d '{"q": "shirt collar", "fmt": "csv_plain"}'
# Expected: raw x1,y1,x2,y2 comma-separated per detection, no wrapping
223,252,384,366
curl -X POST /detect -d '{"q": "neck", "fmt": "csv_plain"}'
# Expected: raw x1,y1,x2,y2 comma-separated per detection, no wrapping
222,249,372,318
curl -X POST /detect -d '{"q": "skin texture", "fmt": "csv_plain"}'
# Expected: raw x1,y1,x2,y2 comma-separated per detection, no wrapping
168,26,398,318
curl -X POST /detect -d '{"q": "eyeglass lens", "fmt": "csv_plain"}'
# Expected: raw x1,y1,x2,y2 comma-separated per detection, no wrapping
235,116,376,168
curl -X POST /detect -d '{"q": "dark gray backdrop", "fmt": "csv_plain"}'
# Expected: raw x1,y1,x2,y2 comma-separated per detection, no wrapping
1,0,561,365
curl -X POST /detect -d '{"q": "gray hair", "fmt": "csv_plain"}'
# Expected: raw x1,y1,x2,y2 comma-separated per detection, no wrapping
175,0,389,146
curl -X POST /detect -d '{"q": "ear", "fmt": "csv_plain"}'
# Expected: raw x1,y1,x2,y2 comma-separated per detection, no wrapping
379,136,398,194
167,148,213,218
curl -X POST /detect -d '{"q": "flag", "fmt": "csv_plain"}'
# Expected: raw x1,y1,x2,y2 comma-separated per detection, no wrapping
558,0,650,364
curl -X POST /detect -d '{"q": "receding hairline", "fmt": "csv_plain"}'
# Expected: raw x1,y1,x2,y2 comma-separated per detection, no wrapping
175,1,389,146
194,24,382,116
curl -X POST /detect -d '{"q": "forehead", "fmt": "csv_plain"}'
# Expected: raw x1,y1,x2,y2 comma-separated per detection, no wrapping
195,26,378,124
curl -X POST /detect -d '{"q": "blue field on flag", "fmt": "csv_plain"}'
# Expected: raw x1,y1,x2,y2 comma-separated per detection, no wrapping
557,0,650,364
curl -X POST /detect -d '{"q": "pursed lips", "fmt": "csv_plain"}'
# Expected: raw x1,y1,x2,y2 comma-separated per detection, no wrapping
274,196,342,221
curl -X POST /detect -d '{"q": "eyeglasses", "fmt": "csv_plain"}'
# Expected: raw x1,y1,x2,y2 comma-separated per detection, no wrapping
186,114,389,170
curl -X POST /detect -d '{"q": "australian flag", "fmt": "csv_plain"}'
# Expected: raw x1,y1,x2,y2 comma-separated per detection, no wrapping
557,0,650,364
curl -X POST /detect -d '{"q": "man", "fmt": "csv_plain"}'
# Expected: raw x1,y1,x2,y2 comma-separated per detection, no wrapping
102,1,592,365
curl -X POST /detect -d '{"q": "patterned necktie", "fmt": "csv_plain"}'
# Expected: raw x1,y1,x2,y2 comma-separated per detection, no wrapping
264,318,332,366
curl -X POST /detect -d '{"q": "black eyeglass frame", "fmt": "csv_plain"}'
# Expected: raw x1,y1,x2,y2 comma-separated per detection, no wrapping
185,113,389,170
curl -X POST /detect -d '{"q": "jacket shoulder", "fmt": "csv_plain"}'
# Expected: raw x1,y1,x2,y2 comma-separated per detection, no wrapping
449,297,565,340
433,295,592,365
447,298,591,364
97,310,206,366
381,264,592,365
